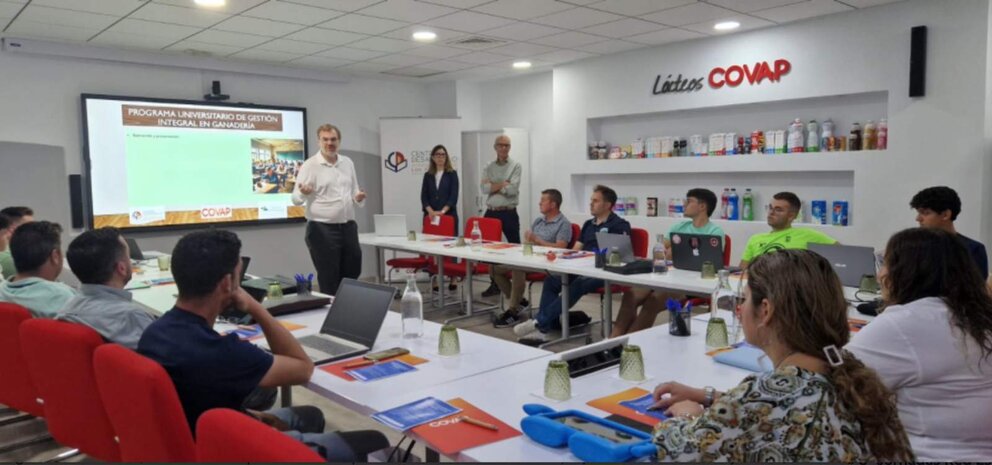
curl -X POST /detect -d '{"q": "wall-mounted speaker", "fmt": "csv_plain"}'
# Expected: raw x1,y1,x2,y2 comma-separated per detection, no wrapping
909,25,927,98
68,174,84,229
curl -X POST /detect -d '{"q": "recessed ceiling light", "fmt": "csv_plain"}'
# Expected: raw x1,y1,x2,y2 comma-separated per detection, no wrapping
194,0,225,7
412,31,437,42
512,61,532,70
714,21,740,31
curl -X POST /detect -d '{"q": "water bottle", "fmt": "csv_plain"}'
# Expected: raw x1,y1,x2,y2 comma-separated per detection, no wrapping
742,189,754,221
469,221,483,251
401,273,423,339
727,188,740,221
652,235,668,274
711,270,740,343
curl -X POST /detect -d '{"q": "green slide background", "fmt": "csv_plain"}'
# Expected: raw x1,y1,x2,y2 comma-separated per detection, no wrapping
125,130,290,207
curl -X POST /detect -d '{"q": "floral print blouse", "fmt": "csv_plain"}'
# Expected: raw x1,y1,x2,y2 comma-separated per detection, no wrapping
653,366,873,462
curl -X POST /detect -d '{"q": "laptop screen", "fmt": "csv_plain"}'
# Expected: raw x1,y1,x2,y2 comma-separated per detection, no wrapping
319,278,394,348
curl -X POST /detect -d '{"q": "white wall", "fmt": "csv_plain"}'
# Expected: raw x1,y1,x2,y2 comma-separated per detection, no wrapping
476,72,554,215
0,51,442,281
550,0,991,263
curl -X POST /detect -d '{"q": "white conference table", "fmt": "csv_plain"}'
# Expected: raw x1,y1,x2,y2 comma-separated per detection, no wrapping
361,233,743,343
375,323,752,462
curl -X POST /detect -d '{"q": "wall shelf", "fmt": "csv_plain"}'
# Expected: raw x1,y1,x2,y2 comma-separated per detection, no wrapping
572,150,881,175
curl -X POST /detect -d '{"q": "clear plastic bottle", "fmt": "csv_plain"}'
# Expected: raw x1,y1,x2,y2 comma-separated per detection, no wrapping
652,235,668,274
727,188,740,221
401,273,423,339
710,270,740,344
877,118,888,150
742,189,754,221
469,221,483,251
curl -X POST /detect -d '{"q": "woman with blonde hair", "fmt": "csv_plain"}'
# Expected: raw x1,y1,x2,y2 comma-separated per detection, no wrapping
847,228,992,461
649,249,914,462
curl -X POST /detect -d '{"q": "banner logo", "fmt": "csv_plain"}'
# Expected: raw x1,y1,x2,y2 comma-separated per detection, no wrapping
652,58,792,95
200,206,233,220
385,151,408,173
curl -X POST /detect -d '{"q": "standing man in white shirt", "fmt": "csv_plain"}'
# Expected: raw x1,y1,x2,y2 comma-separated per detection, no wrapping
292,124,366,295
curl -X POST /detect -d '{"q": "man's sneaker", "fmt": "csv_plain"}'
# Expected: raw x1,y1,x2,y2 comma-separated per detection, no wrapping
481,282,501,297
513,319,539,338
518,333,549,347
519,298,529,308
493,311,524,328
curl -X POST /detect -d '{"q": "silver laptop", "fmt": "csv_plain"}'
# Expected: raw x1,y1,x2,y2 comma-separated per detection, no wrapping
374,214,407,237
595,232,635,263
808,243,877,287
261,279,394,364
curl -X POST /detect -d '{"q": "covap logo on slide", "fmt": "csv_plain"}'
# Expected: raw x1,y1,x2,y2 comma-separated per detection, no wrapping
385,151,408,173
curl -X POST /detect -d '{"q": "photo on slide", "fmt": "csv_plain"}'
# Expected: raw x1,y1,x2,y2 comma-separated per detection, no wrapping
252,138,304,194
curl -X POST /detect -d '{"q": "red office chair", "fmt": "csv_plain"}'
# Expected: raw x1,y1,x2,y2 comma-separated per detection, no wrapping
0,303,52,455
428,216,502,283
93,344,196,462
0,303,44,419
196,408,324,463
20,319,121,462
386,214,456,290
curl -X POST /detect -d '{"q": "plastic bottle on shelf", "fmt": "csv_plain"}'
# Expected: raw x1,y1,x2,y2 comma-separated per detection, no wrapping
863,120,877,150
877,118,888,150
727,189,740,220
820,118,835,151
787,118,804,153
806,120,819,152
850,122,862,151
720,188,730,220
742,189,754,221
674,198,685,218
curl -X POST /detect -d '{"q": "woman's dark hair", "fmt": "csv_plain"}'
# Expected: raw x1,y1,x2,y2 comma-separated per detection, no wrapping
747,249,914,461
883,227,992,361
427,144,453,175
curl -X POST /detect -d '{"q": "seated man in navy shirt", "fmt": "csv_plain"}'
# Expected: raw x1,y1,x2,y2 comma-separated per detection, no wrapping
911,186,989,277
138,230,387,462
513,185,631,345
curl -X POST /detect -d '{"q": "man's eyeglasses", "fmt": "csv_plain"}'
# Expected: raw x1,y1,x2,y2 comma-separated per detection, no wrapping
432,153,447,158
495,143,511,148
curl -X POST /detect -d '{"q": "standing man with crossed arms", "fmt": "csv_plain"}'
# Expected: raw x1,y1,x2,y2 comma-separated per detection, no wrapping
292,124,366,296
480,134,522,297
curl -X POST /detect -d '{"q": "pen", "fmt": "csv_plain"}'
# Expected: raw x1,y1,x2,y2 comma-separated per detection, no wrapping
459,415,498,431
343,359,375,369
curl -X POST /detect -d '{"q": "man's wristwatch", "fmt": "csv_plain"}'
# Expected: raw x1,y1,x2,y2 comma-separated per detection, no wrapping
702,386,716,407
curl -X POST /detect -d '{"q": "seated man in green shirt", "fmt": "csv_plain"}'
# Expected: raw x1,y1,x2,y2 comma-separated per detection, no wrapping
0,221,76,318
611,188,725,337
740,191,837,268
0,206,34,280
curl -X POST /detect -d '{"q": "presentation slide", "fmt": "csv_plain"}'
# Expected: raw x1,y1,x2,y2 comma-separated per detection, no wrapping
82,95,307,230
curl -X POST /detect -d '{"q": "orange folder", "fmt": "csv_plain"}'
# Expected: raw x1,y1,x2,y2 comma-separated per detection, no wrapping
410,398,521,456
318,353,428,381
587,387,662,427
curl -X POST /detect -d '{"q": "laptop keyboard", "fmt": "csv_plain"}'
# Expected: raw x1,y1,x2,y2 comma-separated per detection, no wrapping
298,335,359,359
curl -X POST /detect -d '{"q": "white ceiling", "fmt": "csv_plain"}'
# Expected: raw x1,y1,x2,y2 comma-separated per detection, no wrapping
0,0,903,81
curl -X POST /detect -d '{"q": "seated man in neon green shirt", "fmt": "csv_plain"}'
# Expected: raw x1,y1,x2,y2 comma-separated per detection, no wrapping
740,191,837,268
611,188,726,337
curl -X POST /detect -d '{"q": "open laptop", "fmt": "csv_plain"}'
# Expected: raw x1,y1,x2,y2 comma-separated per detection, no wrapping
808,243,877,287
671,233,724,272
277,278,394,364
595,232,635,263
125,237,145,261
374,214,407,237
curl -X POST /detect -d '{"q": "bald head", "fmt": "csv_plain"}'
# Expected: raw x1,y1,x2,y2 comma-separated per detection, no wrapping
494,135,511,162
